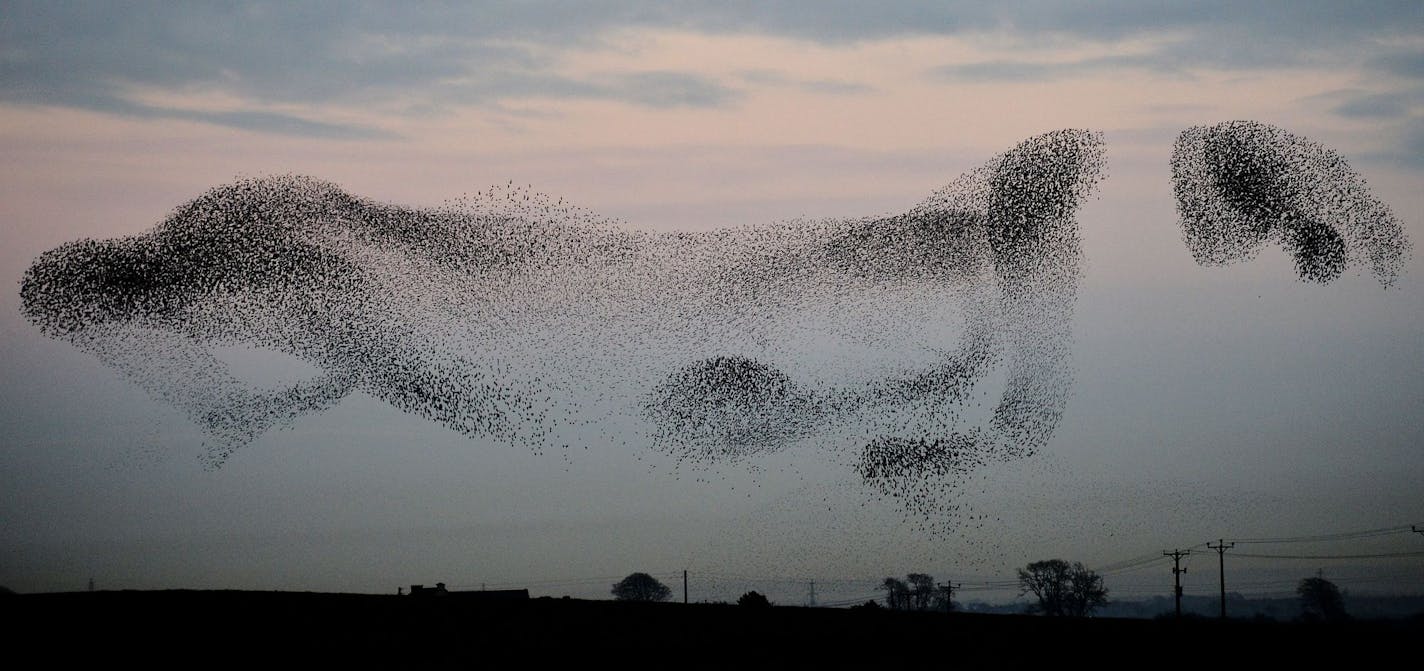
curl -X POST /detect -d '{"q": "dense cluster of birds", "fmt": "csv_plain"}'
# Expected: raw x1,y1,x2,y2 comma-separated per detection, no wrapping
18,122,1410,523
1172,120,1410,285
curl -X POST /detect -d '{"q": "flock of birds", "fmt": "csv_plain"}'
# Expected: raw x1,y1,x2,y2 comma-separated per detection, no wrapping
1173,120,1407,286
18,121,1410,522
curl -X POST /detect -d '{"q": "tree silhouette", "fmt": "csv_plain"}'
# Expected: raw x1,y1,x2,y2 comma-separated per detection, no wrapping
879,574,943,611
611,572,672,602
880,577,911,610
907,573,936,611
1017,559,1108,616
1297,576,1347,622
737,591,772,608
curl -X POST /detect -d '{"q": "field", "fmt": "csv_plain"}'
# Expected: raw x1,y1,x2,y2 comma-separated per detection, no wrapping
8,590,1418,665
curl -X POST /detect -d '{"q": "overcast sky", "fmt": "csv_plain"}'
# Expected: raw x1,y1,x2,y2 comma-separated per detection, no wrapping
2,1,1422,603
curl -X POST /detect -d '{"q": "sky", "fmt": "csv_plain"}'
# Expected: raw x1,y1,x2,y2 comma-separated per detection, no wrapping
2,1,1422,605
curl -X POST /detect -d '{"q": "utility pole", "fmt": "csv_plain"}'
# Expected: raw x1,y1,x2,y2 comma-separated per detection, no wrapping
937,581,961,613
1163,549,1190,618
1207,539,1234,619
808,581,816,607
683,570,688,604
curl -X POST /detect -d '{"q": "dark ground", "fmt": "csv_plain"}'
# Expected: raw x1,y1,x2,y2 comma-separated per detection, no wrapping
6,590,1419,666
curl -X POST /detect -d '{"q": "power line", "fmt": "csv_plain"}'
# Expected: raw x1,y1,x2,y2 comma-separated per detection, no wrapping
1094,553,1171,575
1228,525,1414,544
1232,550,1424,560
1093,541,1212,576
818,594,882,607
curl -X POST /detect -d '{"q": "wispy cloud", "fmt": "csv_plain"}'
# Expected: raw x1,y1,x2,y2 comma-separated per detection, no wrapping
0,2,744,136
1403,117,1424,159
1303,87,1424,169
737,70,873,95
1,1,1420,138
610,71,742,108
1364,115,1424,169
1333,91,1418,120
1370,49,1424,80
932,54,1180,82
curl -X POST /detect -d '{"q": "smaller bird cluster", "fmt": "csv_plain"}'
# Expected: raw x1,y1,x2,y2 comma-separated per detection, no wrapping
645,355,819,460
1172,120,1410,285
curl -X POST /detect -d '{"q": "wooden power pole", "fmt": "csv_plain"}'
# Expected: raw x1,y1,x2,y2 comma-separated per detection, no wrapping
1207,539,1234,619
1163,549,1190,618
937,581,961,613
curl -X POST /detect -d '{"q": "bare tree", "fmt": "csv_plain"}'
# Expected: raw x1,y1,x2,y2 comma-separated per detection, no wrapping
1017,559,1108,616
880,574,942,611
907,573,936,611
1063,563,1108,616
880,577,911,610
1297,576,1347,622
